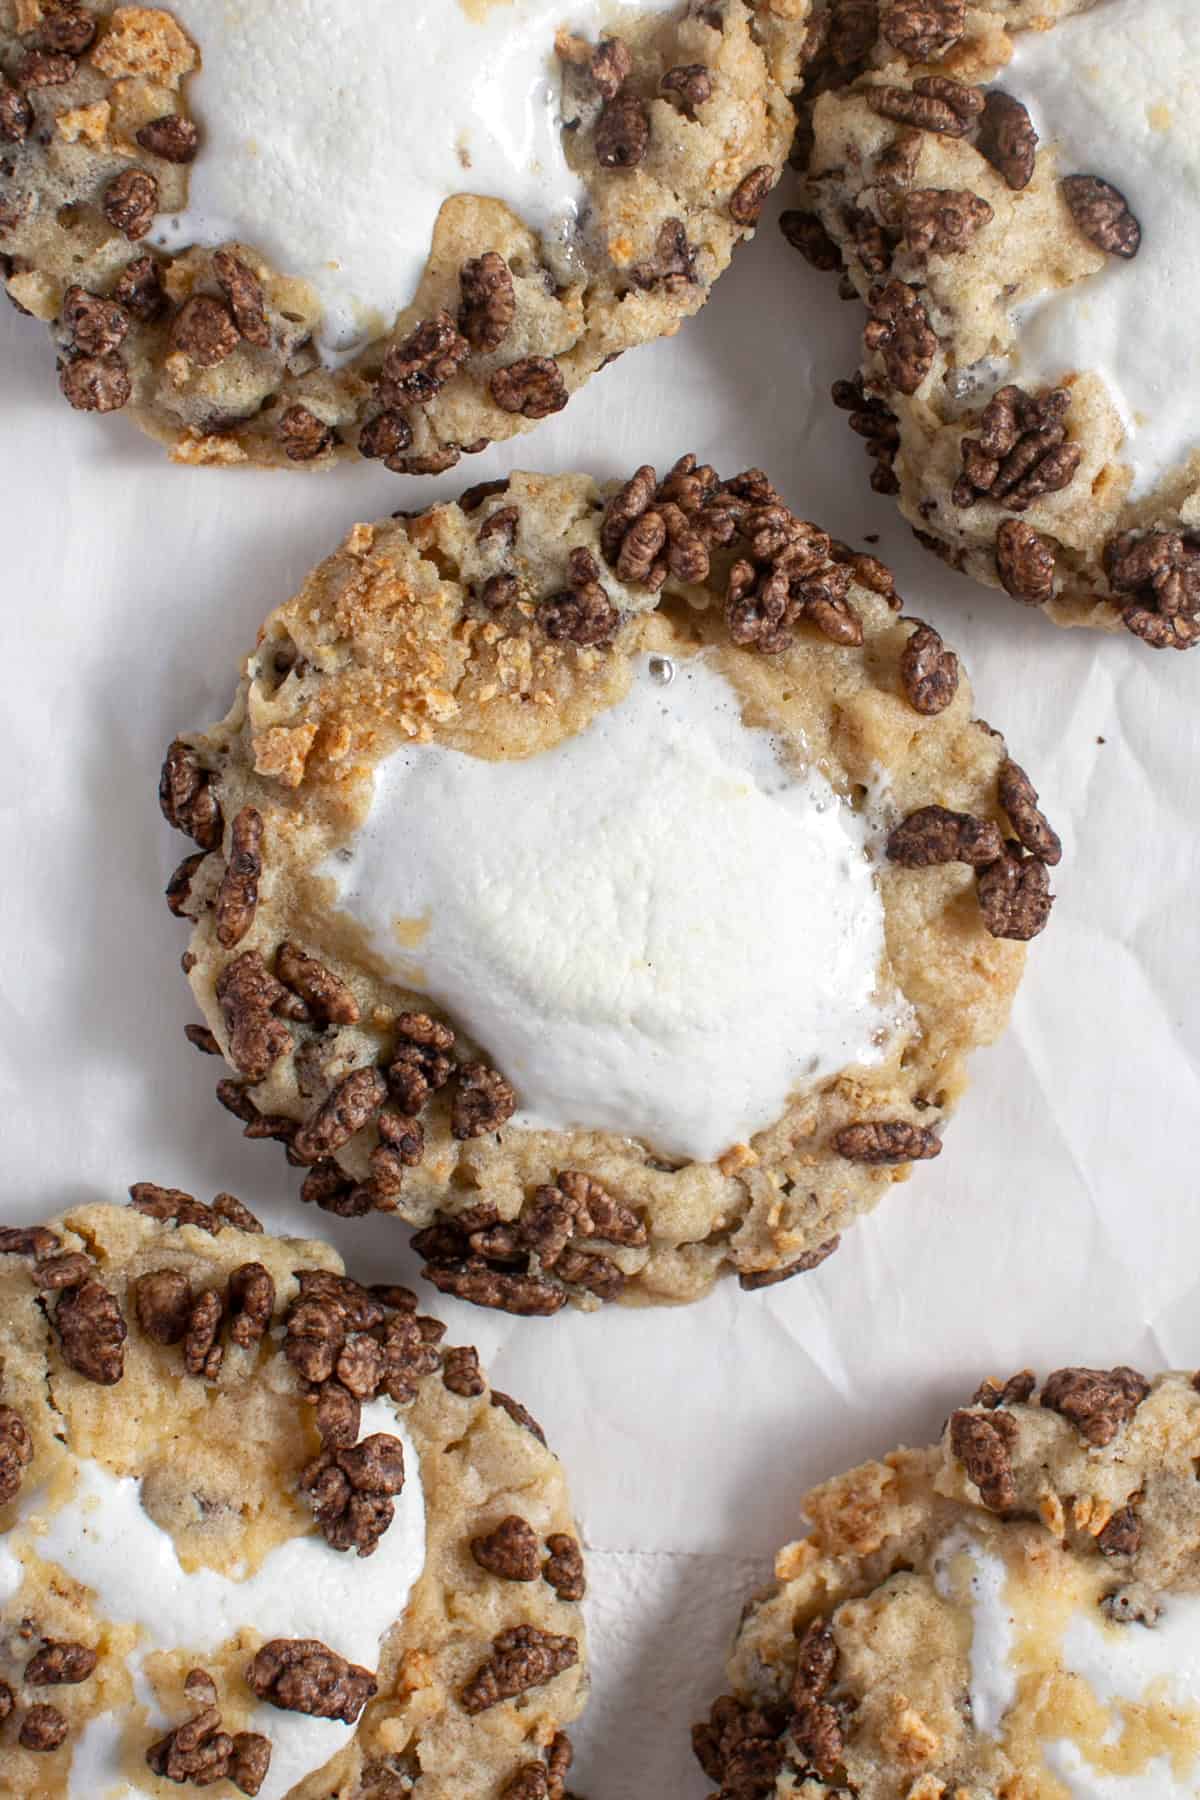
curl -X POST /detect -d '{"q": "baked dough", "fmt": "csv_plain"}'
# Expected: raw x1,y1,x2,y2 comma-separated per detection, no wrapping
697,1364,1200,1798
788,0,1200,649
0,0,810,470
157,462,1057,1311
0,1194,587,1798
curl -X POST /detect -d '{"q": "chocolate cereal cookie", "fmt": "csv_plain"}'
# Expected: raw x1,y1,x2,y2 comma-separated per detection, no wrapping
0,1194,587,1798
787,0,1200,648
158,462,1058,1313
0,0,810,470
697,1365,1200,1798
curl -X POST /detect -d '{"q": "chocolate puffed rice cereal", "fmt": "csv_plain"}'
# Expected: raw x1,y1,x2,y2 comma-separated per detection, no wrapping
0,1196,587,1798
0,0,814,469
157,461,1056,1312
788,0,1200,648
699,1364,1200,1799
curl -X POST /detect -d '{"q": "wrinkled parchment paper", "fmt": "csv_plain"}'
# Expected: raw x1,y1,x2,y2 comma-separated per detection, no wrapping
4,194,1198,1796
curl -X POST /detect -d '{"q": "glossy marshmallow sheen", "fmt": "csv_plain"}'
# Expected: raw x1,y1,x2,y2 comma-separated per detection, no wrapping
152,0,675,356
3,1401,425,1800
1011,0,1200,496
325,653,897,1164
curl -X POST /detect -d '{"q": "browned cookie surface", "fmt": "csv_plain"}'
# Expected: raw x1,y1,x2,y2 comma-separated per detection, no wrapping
0,1198,587,1798
787,0,1200,649
700,1366,1200,1798
0,0,810,469
159,462,1055,1311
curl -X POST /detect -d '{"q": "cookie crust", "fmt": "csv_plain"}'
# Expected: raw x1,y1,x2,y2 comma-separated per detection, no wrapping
0,0,809,469
699,1365,1200,1798
158,462,1055,1311
788,0,1200,649
0,1196,587,1798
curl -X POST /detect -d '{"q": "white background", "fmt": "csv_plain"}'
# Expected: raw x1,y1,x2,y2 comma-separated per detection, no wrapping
3,192,1199,1795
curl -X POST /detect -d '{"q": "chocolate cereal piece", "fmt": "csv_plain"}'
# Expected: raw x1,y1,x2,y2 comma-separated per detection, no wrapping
246,1640,377,1723
0,1199,588,1792
461,1627,579,1715
136,113,200,163
20,1703,68,1751
102,167,159,240
1040,1365,1150,1447
160,468,1047,1310
790,6,1182,642
472,1516,542,1582
0,0,1019,487
1062,174,1141,260
978,91,1038,191
0,1404,34,1505
26,1640,98,1685
54,1278,127,1384
701,1370,1200,1797
899,619,958,714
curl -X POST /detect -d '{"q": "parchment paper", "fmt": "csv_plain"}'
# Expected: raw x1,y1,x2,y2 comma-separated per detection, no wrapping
3,193,1199,1796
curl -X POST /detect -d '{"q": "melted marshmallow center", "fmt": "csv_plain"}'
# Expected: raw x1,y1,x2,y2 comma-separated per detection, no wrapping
325,653,897,1164
933,1529,1017,1738
936,1530,1200,1797
3,1400,425,1800
1009,0,1200,496
151,0,675,357
1045,1596,1200,1798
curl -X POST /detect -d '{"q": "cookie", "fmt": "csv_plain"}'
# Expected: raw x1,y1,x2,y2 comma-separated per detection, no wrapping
787,0,1200,649
157,460,1057,1312
0,1192,587,1798
696,1364,1200,1799
0,0,810,471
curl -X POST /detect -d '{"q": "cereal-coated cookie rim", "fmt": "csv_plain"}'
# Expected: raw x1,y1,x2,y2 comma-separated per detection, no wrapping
0,1193,588,1798
159,459,1056,1315
787,0,1200,650
0,0,808,469
697,1362,1199,1798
